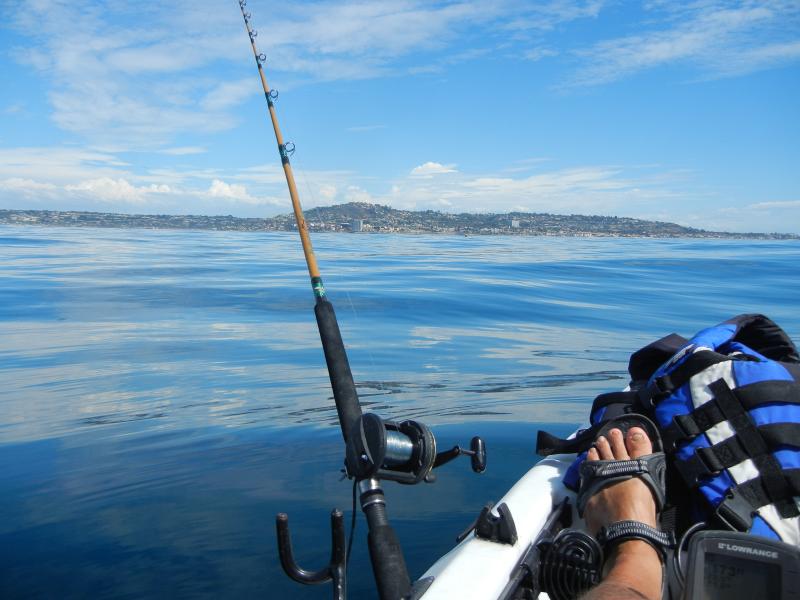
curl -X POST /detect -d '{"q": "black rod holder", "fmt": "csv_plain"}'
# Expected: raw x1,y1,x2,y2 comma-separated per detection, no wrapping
276,510,347,599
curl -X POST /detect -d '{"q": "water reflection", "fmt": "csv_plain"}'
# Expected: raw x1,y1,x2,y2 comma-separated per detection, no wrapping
1,225,798,598
0,422,573,599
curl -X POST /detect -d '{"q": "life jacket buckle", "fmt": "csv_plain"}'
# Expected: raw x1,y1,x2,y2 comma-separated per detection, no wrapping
714,489,754,531
638,375,674,408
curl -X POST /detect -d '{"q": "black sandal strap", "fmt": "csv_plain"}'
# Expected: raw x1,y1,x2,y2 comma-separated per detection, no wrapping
597,520,676,561
577,453,667,517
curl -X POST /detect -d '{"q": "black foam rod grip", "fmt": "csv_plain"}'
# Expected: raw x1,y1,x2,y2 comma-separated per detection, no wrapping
368,524,411,600
314,298,363,443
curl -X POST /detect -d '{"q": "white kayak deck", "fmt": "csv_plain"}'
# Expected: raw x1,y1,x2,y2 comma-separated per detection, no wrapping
420,451,582,599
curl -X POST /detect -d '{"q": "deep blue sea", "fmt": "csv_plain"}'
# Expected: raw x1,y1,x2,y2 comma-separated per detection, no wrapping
1,225,798,598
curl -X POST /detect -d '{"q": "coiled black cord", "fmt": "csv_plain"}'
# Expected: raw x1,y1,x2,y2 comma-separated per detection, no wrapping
540,529,604,600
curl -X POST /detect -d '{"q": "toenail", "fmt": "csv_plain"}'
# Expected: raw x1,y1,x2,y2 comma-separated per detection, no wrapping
597,436,606,444
631,432,643,442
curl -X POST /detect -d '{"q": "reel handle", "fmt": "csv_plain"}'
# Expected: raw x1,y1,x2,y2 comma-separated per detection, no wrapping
433,436,487,473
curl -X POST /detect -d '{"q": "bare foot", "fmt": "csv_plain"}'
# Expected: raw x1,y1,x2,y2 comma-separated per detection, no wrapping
580,426,663,600
583,426,658,535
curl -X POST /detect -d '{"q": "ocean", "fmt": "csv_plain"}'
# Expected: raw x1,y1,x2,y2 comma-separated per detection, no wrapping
1,225,798,598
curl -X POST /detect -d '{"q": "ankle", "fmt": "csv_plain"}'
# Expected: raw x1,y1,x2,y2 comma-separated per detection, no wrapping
602,541,662,600
612,540,660,564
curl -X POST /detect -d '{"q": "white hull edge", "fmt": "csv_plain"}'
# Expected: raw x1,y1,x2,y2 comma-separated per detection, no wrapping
419,451,580,599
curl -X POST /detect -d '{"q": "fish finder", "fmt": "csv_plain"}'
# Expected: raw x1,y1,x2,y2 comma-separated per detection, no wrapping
681,530,800,600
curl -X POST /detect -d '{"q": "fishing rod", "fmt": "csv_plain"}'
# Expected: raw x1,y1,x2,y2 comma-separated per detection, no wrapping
237,3,486,598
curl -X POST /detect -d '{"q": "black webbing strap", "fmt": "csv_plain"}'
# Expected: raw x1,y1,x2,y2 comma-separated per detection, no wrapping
709,379,799,519
536,425,599,456
637,350,731,407
591,391,638,412
720,469,800,529
661,380,800,449
662,407,712,450
674,423,800,483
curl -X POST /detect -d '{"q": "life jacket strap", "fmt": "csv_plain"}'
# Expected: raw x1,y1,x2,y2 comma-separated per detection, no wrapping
709,379,799,520
536,426,599,456
637,350,732,407
661,380,800,450
674,423,800,484
717,470,800,530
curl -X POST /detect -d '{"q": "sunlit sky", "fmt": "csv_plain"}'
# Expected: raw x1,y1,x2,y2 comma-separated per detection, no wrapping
1,1,798,233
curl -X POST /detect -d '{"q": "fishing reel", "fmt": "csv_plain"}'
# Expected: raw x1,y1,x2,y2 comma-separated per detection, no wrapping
345,413,486,484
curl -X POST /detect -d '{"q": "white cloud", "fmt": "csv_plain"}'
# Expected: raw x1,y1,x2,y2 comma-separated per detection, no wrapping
318,184,338,200
201,79,256,112
64,177,173,204
344,185,375,203
1,144,795,232
747,199,800,210
410,162,459,177
565,2,800,86
0,147,130,184
232,164,294,185
8,0,792,158
503,0,605,32
208,179,251,201
206,179,283,208
524,47,558,61
346,124,387,133
158,146,207,156
0,178,58,193
0,147,286,214
4,0,247,148
717,39,800,76
380,162,680,215
676,200,800,234
270,2,485,58
4,0,616,150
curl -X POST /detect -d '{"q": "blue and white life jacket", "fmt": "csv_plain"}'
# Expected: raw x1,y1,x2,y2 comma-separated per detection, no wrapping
537,314,800,545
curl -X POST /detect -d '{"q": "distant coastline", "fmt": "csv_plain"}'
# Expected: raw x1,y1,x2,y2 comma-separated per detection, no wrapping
1,203,796,240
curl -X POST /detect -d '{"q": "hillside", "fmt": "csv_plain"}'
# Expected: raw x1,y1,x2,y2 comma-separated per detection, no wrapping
1,204,796,239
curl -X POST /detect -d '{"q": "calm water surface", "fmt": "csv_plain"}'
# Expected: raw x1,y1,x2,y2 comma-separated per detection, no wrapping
1,225,798,598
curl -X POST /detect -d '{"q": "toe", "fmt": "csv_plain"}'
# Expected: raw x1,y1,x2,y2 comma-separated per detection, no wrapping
587,447,599,461
626,426,653,458
595,435,614,460
609,428,629,460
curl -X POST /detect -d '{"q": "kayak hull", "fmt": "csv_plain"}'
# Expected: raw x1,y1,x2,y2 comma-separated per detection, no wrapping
418,451,580,599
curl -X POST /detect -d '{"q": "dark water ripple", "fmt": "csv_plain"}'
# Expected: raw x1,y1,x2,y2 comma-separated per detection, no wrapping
1,225,798,598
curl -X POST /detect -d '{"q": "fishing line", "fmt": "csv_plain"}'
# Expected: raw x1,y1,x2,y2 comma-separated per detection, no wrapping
240,5,454,597
238,0,364,448
294,155,387,400
341,288,388,399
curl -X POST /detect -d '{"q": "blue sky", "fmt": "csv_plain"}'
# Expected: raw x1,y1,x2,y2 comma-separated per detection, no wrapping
0,1,798,233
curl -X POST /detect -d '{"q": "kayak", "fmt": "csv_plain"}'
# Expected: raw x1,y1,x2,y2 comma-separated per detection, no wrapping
417,442,579,599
